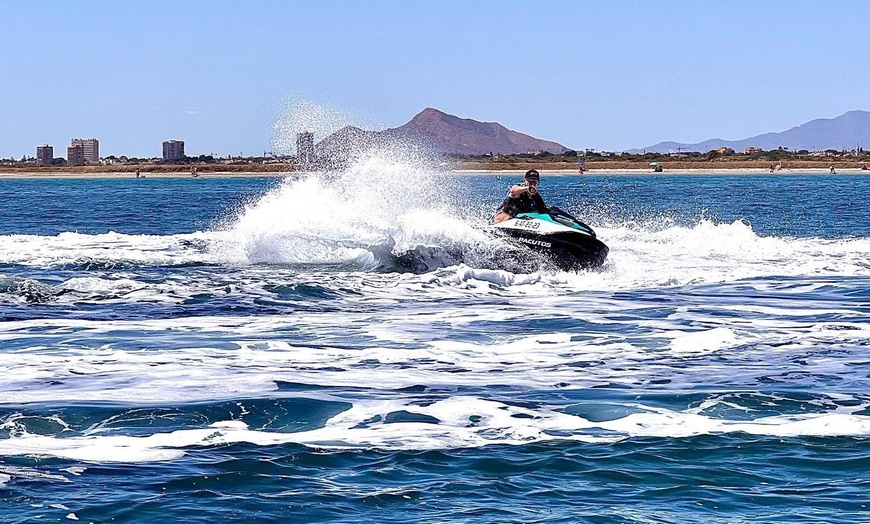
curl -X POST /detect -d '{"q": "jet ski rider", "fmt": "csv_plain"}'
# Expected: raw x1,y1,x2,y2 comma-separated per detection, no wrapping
493,169,548,224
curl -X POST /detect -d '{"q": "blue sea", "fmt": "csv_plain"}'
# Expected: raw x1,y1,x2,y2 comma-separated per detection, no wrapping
1,165,869,523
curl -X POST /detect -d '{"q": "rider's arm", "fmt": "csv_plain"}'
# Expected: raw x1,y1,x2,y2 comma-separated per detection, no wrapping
493,211,512,224
493,195,516,224
507,184,529,198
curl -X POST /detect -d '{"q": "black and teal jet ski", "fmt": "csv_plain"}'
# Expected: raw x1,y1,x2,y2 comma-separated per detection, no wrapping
490,207,608,271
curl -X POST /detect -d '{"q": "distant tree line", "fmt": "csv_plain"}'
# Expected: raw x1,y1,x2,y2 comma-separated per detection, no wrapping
449,147,865,163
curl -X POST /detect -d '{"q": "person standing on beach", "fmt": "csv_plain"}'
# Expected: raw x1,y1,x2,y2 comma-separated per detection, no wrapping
493,169,549,223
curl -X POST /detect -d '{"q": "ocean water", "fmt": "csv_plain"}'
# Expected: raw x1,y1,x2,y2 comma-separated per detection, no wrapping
1,163,869,523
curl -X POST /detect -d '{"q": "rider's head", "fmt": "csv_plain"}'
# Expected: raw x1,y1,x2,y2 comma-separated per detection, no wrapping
524,169,541,187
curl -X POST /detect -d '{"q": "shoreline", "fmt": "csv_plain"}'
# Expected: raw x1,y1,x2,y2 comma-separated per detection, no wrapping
0,170,290,179
456,167,870,176
0,166,867,180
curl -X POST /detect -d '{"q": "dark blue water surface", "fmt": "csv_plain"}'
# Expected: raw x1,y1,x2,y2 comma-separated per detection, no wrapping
1,173,869,523
0,174,865,237
0,177,278,235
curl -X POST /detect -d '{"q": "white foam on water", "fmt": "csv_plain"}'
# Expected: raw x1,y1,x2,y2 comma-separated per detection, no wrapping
0,231,218,268
59,277,143,294
0,307,657,404
665,327,740,354
0,465,70,483
544,218,870,292
2,397,870,464
602,406,870,439
0,287,864,405
432,265,542,287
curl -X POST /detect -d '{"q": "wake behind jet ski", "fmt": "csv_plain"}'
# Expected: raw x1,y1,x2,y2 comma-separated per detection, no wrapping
490,169,607,271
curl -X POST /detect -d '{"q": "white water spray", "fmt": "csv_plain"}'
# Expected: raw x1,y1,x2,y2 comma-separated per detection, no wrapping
215,99,493,269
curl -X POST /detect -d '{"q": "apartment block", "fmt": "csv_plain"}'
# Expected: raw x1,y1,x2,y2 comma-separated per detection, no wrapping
162,140,185,161
67,144,85,166
71,138,100,163
36,145,53,166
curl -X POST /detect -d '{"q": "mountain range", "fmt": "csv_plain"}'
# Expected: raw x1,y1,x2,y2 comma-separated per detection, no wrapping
316,108,870,158
634,110,870,153
317,108,570,158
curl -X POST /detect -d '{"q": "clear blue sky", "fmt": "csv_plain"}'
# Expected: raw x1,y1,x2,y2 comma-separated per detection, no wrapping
3,0,870,158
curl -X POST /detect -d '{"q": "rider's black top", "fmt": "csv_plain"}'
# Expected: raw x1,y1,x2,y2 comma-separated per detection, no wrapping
496,191,548,218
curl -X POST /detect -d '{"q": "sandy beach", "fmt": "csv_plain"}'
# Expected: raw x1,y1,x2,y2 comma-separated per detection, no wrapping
0,170,291,179
0,162,867,179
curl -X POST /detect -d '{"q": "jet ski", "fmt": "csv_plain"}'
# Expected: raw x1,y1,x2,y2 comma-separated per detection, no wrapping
490,207,608,271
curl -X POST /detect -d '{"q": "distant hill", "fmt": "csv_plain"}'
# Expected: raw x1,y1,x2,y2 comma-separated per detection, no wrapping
317,108,570,158
633,110,870,153
316,125,382,162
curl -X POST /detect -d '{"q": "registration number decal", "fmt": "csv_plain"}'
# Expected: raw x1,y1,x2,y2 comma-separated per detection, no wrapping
515,220,540,230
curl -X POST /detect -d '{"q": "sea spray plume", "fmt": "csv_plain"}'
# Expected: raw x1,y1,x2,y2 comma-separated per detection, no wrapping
271,98,372,156
216,144,490,270
217,98,529,272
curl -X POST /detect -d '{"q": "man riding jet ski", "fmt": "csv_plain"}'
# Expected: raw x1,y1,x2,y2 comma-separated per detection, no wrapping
493,169,548,224
491,170,608,270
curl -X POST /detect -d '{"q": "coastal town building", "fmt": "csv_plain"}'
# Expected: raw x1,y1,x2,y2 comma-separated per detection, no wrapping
67,144,85,166
36,145,53,166
71,138,99,163
163,140,185,161
715,147,735,155
296,131,315,166
743,147,763,155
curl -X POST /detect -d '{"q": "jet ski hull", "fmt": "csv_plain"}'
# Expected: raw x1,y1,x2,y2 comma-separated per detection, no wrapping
490,208,609,271
499,228,609,271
